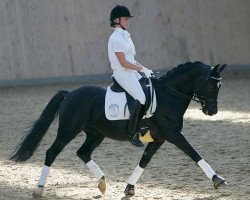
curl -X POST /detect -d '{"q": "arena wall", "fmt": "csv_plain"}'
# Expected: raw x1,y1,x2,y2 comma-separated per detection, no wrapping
0,0,249,86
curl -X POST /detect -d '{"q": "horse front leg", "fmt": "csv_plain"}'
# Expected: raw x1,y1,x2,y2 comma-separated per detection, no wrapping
124,141,164,196
166,131,228,189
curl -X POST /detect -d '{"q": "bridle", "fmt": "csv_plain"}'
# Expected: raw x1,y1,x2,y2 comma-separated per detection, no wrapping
162,69,221,109
192,71,222,109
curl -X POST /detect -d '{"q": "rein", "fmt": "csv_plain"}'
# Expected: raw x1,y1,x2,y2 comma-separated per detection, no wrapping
164,85,192,101
163,69,221,106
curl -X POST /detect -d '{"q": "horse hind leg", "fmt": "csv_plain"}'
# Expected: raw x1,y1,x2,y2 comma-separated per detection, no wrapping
76,131,106,194
33,126,77,198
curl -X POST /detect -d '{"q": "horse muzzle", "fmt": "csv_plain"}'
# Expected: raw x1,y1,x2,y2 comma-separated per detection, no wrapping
202,105,218,116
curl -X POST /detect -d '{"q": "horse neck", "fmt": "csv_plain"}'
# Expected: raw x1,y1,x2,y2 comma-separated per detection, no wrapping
153,65,210,115
161,65,208,97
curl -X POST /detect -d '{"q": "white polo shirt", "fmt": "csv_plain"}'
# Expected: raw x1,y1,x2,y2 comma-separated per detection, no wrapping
108,27,136,70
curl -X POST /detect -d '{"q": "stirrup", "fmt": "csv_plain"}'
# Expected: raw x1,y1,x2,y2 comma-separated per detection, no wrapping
129,132,144,147
139,127,149,136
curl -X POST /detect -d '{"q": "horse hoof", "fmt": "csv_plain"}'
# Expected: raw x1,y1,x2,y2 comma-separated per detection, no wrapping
98,177,106,194
124,184,135,196
212,175,228,189
32,186,43,198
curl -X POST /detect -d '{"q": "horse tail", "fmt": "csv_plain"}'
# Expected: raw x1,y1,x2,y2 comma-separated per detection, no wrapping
10,90,69,162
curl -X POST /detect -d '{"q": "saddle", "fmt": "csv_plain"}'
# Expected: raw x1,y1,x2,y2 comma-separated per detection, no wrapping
105,76,156,121
110,76,154,115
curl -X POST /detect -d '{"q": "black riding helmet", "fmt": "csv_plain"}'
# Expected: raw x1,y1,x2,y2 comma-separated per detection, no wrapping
110,5,133,28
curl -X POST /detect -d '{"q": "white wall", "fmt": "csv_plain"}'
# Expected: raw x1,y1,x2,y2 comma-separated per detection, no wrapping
0,0,249,82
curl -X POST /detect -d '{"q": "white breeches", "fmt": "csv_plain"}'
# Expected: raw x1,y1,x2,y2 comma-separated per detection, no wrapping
113,69,146,105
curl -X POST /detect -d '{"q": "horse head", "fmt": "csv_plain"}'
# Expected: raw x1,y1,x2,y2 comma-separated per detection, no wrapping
194,64,227,116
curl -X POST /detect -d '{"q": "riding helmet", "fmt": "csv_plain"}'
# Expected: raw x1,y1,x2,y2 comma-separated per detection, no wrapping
110,5,133,27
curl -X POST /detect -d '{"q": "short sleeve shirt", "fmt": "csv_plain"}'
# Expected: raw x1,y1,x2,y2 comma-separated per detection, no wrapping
108,28,136,70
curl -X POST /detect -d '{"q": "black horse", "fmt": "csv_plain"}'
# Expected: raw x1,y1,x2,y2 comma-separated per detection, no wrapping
11,61,227,198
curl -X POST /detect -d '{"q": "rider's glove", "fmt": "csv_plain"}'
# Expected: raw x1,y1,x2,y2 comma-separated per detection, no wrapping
140,67,153,78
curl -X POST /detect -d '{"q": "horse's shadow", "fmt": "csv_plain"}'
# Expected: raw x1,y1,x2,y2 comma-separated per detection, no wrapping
121,196,132,200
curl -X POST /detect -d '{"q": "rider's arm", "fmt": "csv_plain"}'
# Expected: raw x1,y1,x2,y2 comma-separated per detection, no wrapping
115,52,143,71
135,61,145,68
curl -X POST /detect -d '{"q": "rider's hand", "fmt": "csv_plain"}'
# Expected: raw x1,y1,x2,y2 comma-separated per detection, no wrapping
141,67,153,78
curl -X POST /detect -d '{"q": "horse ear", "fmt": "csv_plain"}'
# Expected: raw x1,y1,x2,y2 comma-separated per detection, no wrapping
211,64,220,75
213,64,220,73
219,64,227,73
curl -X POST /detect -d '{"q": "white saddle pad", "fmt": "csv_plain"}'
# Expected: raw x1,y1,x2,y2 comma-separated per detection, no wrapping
105,81,157,120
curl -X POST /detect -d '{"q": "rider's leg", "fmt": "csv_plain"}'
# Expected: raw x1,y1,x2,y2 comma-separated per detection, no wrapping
127,100,145,147
113,70,146,147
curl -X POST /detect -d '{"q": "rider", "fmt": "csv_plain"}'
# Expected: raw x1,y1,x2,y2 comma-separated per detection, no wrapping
108,5,153,147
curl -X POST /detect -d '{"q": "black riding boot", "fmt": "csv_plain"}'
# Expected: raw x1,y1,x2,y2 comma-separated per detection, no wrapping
128,100,145,147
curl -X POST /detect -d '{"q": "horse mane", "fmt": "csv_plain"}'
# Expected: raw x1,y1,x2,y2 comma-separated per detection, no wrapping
158,61,209,81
